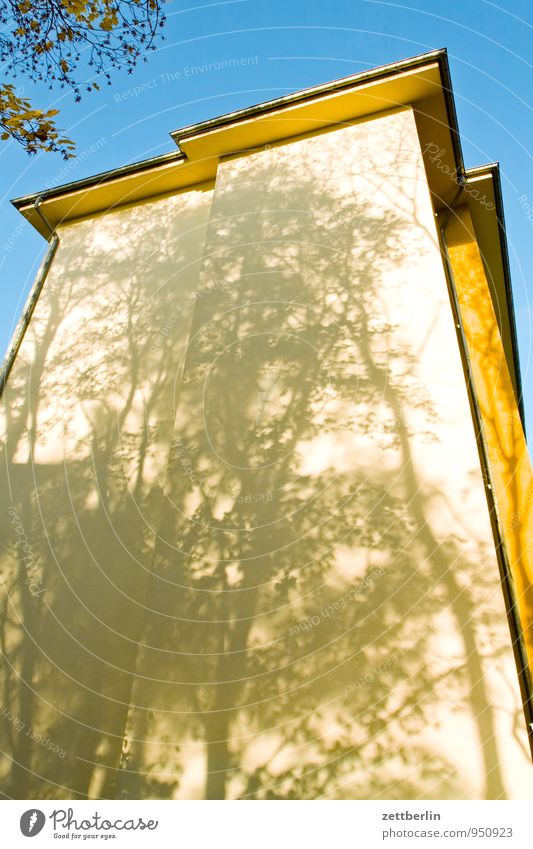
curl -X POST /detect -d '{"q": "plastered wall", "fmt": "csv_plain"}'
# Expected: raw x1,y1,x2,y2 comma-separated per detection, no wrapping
0,185,214,798
1,108,531,800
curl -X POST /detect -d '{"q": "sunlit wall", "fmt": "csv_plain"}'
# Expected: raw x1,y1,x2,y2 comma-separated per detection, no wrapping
1,107,531,800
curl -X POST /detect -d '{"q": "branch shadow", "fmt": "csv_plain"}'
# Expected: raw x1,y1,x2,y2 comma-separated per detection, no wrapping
0,113,527,800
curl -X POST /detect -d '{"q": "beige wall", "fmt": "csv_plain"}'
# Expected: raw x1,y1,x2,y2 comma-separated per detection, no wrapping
1,107,531,799
0,185,214,798
117,108,531,799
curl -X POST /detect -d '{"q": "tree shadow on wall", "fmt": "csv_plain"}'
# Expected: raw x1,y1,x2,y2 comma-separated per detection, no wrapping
0,125,524,800
0,186,214,799
113,134,516,800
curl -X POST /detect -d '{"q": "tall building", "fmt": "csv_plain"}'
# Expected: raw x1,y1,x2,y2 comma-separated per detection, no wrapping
1,49,532,800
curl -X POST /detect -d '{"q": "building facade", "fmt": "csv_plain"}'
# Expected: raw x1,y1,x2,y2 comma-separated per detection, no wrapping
1,49,532,799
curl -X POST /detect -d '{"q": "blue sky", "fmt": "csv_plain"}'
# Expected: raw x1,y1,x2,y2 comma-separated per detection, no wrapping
1,0,531,427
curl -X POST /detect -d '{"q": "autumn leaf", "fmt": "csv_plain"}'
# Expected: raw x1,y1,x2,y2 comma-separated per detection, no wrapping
0,0,165,156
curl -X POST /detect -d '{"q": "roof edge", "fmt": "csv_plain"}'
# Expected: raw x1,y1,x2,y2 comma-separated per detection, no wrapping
12,49,461,212
11,149,185,211
171,48,450,140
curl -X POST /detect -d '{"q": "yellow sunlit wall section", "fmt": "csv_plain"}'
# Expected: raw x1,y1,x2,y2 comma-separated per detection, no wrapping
1,106,532,802
117,108,531,799
447,205,533,675
0,185,214,799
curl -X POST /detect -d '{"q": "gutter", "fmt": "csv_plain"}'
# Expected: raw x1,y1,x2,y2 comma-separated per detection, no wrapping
0,197,59,398
439,179,533,760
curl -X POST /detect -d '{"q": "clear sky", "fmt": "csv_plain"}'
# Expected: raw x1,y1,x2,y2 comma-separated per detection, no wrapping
1,0,531,428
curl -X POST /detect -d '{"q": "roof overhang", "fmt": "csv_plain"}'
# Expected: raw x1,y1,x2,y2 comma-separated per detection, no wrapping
172,50,462,208
13,49,462,236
